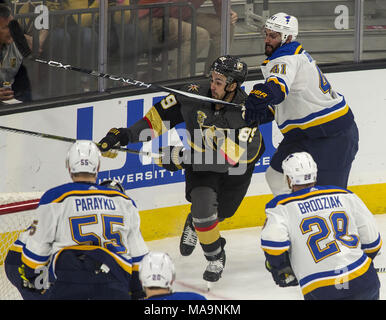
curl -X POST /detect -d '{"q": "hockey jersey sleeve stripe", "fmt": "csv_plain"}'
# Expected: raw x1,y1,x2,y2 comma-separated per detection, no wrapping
299,253,371,295
361,234,382,253
132,254,147,272
9,239,25,253
132,254,147,264
261,239,291,255
143,107,169,138
21,246,50,269
266,76,289,96
278,99,349,134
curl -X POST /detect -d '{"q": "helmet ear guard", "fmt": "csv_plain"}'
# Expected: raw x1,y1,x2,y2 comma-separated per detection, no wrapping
282,152,317,188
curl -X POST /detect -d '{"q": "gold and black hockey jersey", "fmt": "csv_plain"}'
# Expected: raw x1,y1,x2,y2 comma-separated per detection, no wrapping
127,82,264,173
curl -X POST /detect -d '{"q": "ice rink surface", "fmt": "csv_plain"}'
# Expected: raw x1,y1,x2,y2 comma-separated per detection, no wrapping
146,214,386,300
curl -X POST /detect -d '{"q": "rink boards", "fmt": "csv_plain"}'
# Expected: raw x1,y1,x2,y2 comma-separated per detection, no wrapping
0,68,385,240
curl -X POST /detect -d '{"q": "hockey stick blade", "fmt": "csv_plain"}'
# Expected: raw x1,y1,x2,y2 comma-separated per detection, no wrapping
8,19,32,58
0,125,159,158
34,59,243,108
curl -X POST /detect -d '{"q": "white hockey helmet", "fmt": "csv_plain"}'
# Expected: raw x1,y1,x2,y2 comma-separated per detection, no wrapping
265,12,298,44
139,252,176,289
65,140,101,175
282,152,317,187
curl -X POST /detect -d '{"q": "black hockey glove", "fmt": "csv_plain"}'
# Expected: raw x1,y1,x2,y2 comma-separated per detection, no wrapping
265,260,298,287
244,83,274,123
155,146,187,172
98,127,130,158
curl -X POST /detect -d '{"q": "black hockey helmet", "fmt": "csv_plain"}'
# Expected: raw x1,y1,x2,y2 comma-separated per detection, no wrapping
99,179,125,193
210,55,248,86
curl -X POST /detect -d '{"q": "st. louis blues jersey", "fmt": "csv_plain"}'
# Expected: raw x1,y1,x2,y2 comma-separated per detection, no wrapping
21,182,149,282
261,186,382,299
261,41,355,141
5,227,50,300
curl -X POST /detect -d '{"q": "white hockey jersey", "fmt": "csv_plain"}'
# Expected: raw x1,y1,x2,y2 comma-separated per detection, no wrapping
261,186,382,298
21,182,149,278
261,41,355,140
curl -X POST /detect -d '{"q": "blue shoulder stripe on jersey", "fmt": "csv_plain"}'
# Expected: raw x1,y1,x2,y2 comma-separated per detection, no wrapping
261,239,291,248
132,253,147,264
266,185,352,209
39,182,130,205
262,41,303,64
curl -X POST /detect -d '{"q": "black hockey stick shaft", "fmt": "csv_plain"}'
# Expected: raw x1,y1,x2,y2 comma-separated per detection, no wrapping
0,125,159,157
34,59,243,108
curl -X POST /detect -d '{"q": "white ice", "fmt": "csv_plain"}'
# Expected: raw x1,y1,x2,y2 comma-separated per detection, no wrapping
146,214,386,300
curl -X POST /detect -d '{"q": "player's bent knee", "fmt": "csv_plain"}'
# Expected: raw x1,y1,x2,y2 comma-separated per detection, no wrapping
190,186,218,219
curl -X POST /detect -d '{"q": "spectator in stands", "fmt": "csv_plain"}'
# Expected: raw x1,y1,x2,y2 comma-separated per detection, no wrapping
137,0,238,79
0,4,31,103
36,1,137,90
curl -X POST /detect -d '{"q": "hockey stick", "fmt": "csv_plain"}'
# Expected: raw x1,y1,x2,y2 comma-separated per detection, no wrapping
0,125,160,158
8,20,242,108
34,58,243,108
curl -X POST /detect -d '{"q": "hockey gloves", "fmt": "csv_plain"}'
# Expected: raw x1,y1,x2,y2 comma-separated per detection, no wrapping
18,264,48,294
155,146,186,171
98,127,130,158
244,83,274,124
265,260,298,287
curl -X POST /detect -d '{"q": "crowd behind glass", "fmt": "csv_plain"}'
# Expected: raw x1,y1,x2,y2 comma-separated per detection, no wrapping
0,0,385,104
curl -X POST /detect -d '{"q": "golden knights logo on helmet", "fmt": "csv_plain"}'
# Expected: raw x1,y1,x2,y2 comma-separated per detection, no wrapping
187,84,199,93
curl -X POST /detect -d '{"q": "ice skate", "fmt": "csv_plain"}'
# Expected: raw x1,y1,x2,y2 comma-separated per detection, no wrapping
179,213,197,256
203,237,226,283
203,249,226,283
